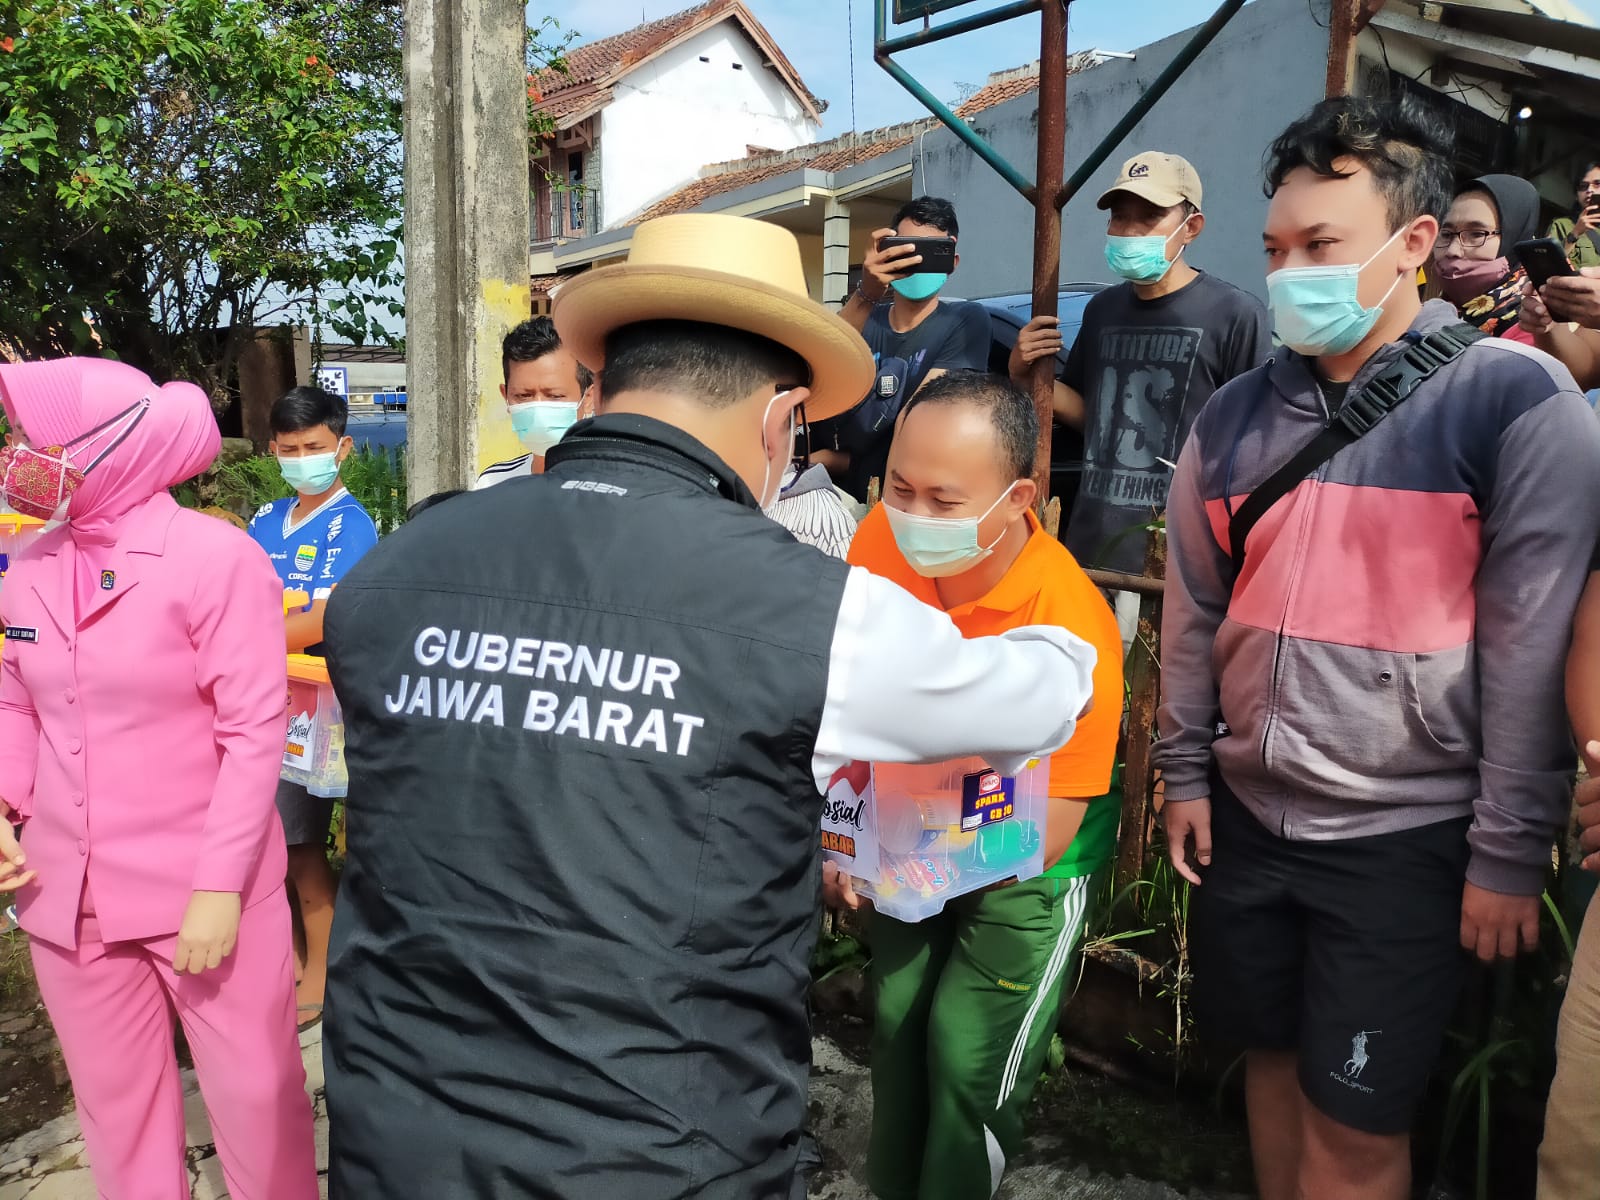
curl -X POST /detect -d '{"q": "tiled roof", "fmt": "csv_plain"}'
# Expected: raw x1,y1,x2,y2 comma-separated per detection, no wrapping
953,52,1107,119
633,124,926,222
534,1,824,129
529,274,564,296
955,69,1040,117
539,88,612,125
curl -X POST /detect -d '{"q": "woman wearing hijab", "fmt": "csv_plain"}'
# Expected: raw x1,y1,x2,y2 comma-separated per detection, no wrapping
0,358,317,1198
1432,173,1542,344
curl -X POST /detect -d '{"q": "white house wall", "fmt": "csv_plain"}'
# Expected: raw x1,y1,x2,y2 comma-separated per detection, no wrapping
599,23,816,227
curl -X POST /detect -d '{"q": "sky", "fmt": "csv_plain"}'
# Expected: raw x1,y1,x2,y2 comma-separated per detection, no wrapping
544,0,1600,139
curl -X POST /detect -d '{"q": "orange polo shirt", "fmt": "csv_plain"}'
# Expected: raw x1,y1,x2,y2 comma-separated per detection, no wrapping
847,505,1123,801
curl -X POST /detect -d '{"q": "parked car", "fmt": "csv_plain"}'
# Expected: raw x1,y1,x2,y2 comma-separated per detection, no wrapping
347,408,408,454
976,283,1106,519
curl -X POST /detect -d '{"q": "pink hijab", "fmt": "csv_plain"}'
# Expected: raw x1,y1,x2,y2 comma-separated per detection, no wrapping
0,357,220,546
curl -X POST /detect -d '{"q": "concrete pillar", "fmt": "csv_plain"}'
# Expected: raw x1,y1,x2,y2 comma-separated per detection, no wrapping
822,195,853,311
403,0,531,498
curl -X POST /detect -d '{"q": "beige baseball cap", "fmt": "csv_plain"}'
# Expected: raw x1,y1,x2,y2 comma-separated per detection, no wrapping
1097,152,1203,211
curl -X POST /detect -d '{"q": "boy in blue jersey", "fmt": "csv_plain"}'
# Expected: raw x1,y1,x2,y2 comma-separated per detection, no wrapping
247,385,379,1027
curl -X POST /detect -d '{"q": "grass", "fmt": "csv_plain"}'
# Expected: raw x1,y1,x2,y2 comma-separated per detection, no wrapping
0,928,34,1005
173,445,408,531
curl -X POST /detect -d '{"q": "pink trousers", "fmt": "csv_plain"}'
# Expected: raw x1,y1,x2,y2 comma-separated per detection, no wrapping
30,888,318,1200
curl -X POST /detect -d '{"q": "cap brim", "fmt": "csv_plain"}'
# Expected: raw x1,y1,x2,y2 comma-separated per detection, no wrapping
553,266,875,422
1096,182,1188,210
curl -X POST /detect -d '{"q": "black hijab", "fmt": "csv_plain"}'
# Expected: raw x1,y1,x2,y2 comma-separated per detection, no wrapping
1465,174,1541,267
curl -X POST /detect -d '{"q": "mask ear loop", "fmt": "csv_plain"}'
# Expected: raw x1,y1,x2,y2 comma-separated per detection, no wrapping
70,397,150,473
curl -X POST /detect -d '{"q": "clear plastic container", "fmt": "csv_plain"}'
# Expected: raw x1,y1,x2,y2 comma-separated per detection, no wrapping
282,654,347,799
821,755,1050,922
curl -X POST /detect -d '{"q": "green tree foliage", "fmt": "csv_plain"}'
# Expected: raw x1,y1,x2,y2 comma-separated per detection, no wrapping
0,3,573,413
0,0,405,399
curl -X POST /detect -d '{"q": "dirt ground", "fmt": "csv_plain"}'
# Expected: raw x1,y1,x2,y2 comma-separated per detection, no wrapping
0,933,72,1146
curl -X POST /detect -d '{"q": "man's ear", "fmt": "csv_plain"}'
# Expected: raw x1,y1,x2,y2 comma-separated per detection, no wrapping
1009,476,1038,515
1182,212,1206,245
337,435,355,462
951,250,961,275
1401,215,1440,270
499,383,509,402
766,388,809,451
577,383,600,420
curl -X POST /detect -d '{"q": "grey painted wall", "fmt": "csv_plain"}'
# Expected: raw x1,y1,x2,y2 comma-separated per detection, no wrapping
918,0,1332,303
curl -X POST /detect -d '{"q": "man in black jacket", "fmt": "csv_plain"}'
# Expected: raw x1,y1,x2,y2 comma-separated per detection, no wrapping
321,213,1099,1199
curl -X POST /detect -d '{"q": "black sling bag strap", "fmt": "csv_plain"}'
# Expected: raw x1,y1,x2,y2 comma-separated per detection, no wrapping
1227,323,1485,571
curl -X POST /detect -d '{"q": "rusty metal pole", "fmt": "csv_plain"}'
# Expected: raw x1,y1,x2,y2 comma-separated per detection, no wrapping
1328,0,1388,97
1029,0,1067,513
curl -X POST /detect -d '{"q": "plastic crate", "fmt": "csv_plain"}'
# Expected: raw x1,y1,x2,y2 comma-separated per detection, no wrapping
821,755,1049,922
282,654,347,799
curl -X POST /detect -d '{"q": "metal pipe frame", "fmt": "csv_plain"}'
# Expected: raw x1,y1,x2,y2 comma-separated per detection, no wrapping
873,0,1040,197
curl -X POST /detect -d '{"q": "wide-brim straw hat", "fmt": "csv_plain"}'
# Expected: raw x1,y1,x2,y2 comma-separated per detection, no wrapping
553,214,875,422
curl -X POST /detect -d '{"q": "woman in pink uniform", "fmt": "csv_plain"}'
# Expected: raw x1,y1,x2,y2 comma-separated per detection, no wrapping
0,358,317,1199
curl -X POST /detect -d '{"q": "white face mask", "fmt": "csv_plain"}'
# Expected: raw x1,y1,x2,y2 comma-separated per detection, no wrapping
882,483,1020,578
758,390,796,509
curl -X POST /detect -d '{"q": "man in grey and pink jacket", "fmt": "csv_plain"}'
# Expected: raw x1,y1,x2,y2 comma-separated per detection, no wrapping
1155,96,1600,1200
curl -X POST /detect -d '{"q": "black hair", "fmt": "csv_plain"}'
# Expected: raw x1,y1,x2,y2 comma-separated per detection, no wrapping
1264,96,1455,229
892,196,959,239
406,489,465,521
599,320,809,409
502,316,593,393
901,370,1037,480
1576,161,1600,191
271,385,348,438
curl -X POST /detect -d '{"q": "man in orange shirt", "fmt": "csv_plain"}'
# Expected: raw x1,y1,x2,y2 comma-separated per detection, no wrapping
824,370,1123,1200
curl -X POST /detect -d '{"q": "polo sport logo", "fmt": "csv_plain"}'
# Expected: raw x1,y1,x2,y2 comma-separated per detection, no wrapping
1330,1029,1381,1095
1129,161,1150,178
1344,1030,1379,1080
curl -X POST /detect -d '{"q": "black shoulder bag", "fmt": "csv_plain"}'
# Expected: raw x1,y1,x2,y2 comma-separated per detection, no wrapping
1227,324,1484,571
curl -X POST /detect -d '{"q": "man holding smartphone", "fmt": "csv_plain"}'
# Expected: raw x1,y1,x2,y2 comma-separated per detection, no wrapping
1521,236,1600,390
1547,160,1600,271
819,196,991,501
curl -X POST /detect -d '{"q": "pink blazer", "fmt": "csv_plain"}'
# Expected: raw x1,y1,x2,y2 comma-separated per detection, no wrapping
0,496,288,950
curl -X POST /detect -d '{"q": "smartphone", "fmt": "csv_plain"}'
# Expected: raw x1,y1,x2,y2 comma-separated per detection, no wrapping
1516,238,1578,290
877,236,956,276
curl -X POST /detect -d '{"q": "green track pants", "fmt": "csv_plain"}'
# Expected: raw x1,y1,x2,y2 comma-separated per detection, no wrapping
865,870,1099,1200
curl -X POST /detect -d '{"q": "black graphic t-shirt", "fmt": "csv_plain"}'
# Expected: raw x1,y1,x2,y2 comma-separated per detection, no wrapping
817,299,991,501
1061,271,1269,574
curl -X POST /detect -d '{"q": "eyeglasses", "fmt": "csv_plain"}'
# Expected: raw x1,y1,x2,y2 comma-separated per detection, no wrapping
1436,229,1499,250
790,402,811,474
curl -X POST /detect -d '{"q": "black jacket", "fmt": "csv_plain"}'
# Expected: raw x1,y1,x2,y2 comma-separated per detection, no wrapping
323,415,850,1198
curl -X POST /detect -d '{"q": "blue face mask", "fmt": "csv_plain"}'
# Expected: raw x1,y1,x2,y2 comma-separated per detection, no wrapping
277,451,341,496
883,484,1019,578
1266,227,1408,357
1104,220,1189,284
509,401,580,455
890,272,948,302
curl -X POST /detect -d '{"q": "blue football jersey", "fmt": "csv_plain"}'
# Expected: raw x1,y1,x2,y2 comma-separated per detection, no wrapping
247,489,380,610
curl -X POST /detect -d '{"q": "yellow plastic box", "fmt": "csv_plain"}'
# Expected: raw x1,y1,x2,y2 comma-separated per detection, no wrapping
820,755,1050,923
282,654,347,799
0,516,45,646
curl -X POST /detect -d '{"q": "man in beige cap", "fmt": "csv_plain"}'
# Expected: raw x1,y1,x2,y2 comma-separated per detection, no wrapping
1009,152,1269,629
320,213,1100,1199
